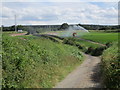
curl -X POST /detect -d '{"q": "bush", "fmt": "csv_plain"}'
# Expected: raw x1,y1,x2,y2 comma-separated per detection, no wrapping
101,42,120,88
2,34,83,88
63,38,75,46
85,46,107,56
85,47,93,54
59,23,69,30
91,46,107,56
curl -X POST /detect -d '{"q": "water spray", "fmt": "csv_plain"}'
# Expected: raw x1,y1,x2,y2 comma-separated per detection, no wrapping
61,24,89,37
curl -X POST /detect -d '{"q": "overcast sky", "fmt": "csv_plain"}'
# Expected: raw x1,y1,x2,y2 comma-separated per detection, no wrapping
1,0,119,26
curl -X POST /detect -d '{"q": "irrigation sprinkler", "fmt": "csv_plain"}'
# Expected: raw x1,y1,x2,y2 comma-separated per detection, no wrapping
73,32,77,37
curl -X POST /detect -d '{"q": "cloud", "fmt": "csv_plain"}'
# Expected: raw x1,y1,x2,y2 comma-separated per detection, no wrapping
1,2,118,26
2,0,120,2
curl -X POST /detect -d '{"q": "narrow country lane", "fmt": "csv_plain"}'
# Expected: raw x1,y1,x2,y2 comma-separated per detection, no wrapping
54,54,102,88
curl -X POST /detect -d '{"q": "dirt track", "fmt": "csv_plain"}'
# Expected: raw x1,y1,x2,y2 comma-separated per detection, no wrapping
11,33,27,36
54,54,102,88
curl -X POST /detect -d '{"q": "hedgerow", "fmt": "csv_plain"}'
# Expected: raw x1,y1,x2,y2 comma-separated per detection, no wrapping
2,34,83,88
101,42,120,88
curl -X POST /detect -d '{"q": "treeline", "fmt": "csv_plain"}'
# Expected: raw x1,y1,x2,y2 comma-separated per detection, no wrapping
2,23,120,32
2,25,60,32
78,24,120,31
1,25,26,31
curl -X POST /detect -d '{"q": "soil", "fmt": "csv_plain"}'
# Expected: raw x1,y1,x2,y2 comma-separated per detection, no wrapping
10,33,27,36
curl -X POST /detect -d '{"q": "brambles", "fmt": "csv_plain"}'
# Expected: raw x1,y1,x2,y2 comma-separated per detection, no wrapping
2,34,83,88
85,46,107,56
101,42,120,88
63,38,75,46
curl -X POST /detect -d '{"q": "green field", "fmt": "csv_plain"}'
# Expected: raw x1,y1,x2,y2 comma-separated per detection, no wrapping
42,30,118,44
74,39,101,48
40,31,102,48
36,31,118,56
80,32,118,44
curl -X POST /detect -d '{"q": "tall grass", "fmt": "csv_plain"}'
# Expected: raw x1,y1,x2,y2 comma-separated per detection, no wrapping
2,34,83,88
101,42,120,88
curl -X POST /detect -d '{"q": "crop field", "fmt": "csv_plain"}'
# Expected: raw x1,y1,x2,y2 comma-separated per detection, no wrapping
63,37,102,51
41,30,118,48
80,32,118,44
37,31,119,56
42,31,118,44
42,30,88,37
76,40,101,48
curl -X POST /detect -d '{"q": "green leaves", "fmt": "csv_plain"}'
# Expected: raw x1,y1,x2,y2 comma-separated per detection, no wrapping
101,42,120,88
2,34,83,88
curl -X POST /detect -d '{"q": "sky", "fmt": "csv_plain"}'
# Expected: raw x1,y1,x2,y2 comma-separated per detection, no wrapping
1,0,119,26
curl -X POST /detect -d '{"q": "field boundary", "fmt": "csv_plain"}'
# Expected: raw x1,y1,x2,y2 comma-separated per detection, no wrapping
34,34,106,47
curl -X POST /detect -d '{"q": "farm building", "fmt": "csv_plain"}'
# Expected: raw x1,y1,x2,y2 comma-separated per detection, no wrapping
18,30,23,32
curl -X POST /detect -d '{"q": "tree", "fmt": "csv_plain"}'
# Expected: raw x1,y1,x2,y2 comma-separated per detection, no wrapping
17,25,23,30
10,25,15,31
59,23,69,30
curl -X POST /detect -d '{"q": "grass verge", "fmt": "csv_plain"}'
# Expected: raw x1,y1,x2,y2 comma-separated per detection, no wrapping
2,34,83,88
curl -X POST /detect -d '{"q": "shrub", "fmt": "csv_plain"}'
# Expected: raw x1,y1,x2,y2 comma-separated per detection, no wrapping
101,42,120,88
85,46,107,56
91,46,107,56
2,34,83,88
